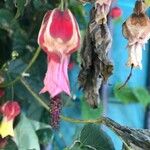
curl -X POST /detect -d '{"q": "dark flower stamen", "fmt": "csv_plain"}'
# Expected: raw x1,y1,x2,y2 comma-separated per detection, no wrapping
50,96,62,129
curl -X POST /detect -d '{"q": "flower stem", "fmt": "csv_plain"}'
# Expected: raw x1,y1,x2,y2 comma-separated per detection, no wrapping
0,47,41,88
21,78,49,111
61,0,64,11
21,79,133,149
20,78,103,124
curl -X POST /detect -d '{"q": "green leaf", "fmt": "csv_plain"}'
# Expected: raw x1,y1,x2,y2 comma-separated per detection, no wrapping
0,9,14,31
36,128,52,145
33,0,52,11
30,119,51,131
65,141,96,150
69,1,87,29
5,139,18,150
14,113,40,150
65,141,85,150
133,88,150,106
15,0,28,18
81,97,103,119
114,85,137,104
4,0,15,11
66,125,115,150
79,124,115,150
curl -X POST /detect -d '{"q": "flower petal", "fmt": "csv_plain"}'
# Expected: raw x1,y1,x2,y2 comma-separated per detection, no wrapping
40,55,71,97
50,9,73,42
127,43,142,69
0,117,14,138
0,101,20,120
38,8,80,58
38,11,51,52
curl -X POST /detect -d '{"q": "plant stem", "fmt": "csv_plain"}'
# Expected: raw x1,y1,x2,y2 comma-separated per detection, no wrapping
61,0,64,11
21,78,49,111
20,79,135,149
0,47,41,88
20,78,103,124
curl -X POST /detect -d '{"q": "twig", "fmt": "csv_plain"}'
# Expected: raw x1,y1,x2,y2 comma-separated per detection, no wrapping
21,78,146,149
118,64,134,90
0,47,41,88
20,78,103,124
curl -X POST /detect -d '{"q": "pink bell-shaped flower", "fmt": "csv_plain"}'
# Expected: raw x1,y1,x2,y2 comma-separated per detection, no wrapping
0,101,20,138
38,8,80,97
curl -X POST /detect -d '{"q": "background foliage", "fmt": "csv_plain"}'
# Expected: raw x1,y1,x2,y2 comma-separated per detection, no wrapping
0,0,110,149
1,0,150,150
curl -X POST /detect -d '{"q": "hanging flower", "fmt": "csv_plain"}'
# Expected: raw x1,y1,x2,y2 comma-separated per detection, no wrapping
38,8,80,98
110,6,122,19
122,1,150,69
0,101,20,138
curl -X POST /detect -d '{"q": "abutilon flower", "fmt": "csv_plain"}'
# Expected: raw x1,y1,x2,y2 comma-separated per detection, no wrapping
38,8,80,98
0,101,20,138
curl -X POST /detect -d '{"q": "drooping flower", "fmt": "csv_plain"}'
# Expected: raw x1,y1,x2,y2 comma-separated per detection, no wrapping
0,101,20,138
38,8,80,98
122,0,150,69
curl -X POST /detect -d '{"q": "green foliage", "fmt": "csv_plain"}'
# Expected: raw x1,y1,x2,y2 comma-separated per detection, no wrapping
66,124,115,150
14,113,52,149
0,9,14,31
132,88,150,106
114,85,150,106
36,128,52,145
1,0,148,149
0,0,89,149
15,0,28,18
4,139,18,150
114,85,137,104
15,114,40,150
81,97,103,119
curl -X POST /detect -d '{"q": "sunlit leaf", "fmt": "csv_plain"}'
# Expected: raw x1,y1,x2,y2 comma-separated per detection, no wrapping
80,124,115,150
81,97,103,119
65,124,115,150
14,114,40,150
114,85,137,103
133,88,150,106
